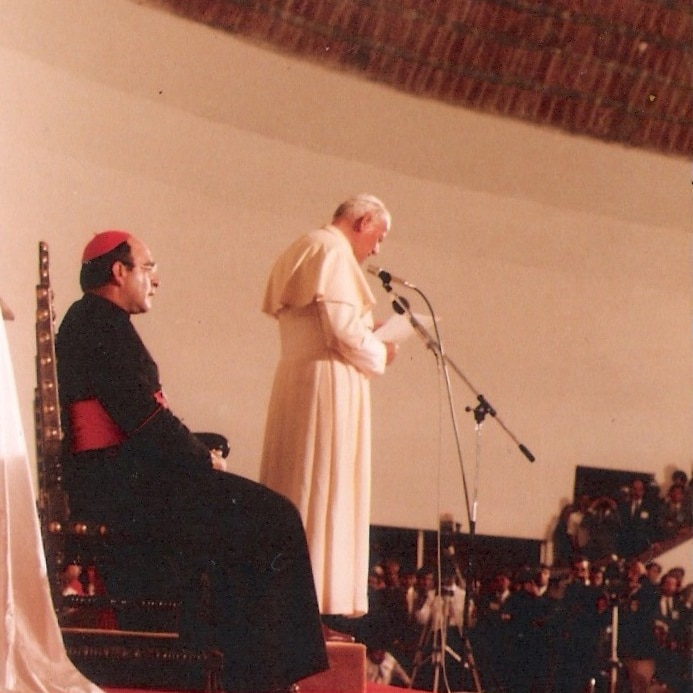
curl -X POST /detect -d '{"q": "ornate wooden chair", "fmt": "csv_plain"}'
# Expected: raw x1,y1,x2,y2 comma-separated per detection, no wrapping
34,241,223,692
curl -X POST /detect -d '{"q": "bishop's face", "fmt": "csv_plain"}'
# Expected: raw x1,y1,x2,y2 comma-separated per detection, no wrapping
119,236,160,314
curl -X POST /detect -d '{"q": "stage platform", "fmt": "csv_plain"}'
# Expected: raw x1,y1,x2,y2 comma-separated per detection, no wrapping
103,684,422,693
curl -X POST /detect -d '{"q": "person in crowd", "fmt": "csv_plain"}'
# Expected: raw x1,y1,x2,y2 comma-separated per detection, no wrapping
677,579,693,692
566,493,592,559
617,478,662,558
554,557,607,693
384,564,417,669
471,569,513,691
618,559,660,693
398,565,435,675
582,495,621,563
588,564,605,590
383,557,402,589
412,571,464,633
539,574,570,693
441,570,471,633
58,565,90,629
587,564,611,622
60,563,85,597
353,559,410,658
534,564,552,597
408,566,436,636
500,567,549,693
476,570,512,622
670,469,691,507
645,560,663,587
666,566,687,592
653,571,688,693
366,646,412,687
56,230,328,693
552,501,576,567
659,482,692,539
671,469,688,485
259,194,397,619
368,563,387,592
380,558,411,656
400,565,418,618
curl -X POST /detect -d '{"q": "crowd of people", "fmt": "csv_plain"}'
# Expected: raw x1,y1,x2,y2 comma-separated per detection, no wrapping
554,474,692,568
339,472,692,693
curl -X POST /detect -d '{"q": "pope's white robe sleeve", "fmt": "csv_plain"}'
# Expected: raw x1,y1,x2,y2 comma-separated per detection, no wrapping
318,301,387,376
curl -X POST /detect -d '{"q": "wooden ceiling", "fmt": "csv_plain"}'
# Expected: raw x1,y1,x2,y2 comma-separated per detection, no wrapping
143,0,692,158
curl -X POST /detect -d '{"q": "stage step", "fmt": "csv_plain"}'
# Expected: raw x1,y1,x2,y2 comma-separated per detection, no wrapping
300,641,367,693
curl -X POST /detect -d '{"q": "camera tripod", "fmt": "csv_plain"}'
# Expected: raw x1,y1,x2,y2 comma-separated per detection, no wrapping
409,592,483,693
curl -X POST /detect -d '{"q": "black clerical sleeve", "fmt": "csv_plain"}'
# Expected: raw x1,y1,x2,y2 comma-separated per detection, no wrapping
57,293,211,471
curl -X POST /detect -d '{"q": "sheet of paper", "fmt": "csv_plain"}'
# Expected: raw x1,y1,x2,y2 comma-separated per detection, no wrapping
374,312,434,344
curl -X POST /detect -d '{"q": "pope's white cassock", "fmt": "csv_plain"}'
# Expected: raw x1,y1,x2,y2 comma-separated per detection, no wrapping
260,225,387,616
0,311,103,692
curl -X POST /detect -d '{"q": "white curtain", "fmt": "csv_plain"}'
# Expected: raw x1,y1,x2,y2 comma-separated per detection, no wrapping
0,316,103,693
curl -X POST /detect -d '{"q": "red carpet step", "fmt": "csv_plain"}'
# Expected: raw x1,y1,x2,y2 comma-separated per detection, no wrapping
300,641,367,693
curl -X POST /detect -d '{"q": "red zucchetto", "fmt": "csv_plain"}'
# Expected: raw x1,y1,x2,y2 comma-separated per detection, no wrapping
81,230,132,263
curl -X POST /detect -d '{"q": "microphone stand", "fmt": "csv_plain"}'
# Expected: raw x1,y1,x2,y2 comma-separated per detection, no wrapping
387,283,535,464
387,287,473,531
384,280,488,692
377,272,535,693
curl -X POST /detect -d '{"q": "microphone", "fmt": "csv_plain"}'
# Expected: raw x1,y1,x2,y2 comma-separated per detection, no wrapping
366,265,417,289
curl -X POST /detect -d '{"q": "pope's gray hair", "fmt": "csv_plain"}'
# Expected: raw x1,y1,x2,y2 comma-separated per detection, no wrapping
332,194,391,229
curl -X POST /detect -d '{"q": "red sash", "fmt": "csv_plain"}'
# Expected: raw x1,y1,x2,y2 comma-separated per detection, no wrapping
68,391,168,453
69,399,127,453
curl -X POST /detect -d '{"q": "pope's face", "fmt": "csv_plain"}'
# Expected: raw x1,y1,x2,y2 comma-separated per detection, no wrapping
352,211,390,263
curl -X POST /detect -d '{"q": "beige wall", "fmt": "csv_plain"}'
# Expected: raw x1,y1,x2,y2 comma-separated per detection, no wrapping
1,0,691,544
